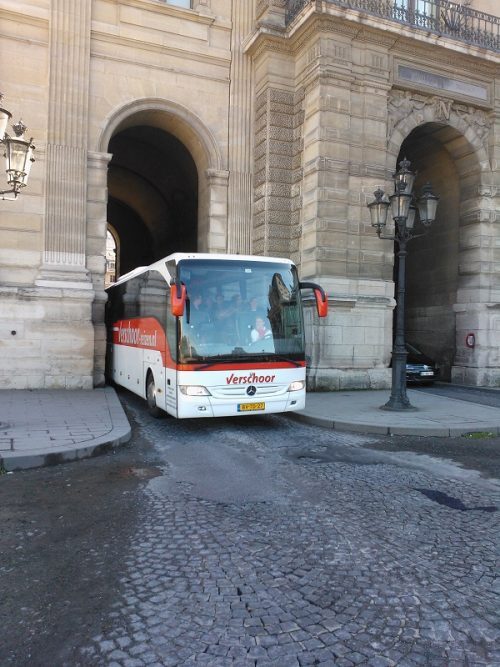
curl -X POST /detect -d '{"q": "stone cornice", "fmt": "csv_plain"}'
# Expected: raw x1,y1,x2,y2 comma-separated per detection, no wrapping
245,28,293,58
0,7,47,27
91,30,231,71
206,168,230,183
246,6,499,76
354,26,399,49
295,16,362,47
246,14,363,59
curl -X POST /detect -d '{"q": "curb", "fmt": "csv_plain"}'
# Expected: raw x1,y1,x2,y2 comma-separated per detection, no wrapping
0,427,132,472
290,412,500,438
0,388,132,472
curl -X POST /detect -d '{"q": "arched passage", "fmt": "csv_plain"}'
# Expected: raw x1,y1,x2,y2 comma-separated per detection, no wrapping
394,121,482,380
107,125,198,276
91,99,228,387
98,99,226,278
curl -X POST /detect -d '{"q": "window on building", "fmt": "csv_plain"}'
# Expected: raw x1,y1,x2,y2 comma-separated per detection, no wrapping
105,230,117,288
393,0,437,26
165,0,192,8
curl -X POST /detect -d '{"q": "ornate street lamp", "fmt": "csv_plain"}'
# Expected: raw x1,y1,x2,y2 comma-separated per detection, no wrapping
367,157,439,411
0,93,35,201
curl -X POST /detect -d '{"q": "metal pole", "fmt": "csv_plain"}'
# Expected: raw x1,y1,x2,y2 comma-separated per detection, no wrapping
382,219,415,411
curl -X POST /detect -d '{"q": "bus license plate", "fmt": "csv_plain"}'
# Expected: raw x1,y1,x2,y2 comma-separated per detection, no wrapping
238,402,265,412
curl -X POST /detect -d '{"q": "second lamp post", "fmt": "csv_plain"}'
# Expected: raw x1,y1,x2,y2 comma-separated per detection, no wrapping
368,158,439,411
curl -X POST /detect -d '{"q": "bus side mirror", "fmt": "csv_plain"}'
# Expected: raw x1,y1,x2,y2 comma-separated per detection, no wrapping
299,281,328,318
170,282,186,317
314,288,328,318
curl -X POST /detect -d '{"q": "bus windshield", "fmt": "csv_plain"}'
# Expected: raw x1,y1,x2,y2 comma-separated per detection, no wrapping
177,259,305,363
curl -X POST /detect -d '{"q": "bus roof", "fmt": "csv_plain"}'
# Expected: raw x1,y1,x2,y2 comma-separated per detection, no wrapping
158,252,294,266
108,253,296,288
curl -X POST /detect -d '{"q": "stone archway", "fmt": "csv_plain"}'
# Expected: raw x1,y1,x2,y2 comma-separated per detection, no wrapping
98,98,228,258
396,125,463,380
387,91,500,386
107,126,198,275
91,98,229,386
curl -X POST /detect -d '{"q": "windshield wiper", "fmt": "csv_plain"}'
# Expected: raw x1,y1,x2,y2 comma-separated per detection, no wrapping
180,353,246,366
254,353,303,367
180,352,303,367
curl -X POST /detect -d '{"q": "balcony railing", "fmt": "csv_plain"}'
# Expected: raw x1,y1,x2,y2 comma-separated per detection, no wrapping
286,0,500,52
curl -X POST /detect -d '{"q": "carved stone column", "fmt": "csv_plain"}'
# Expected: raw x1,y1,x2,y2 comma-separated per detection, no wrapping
36,0,92,288
253,86,300,259
227,0,255,254
87,151,113,387
200,169,230,253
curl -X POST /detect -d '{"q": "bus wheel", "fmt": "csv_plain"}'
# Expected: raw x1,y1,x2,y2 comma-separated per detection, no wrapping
146,372,163,418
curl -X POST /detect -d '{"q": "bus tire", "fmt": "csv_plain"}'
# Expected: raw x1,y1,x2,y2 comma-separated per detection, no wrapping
146,372,163,418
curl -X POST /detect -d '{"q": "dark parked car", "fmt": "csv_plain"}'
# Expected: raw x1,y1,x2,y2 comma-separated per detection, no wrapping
405,342,439,384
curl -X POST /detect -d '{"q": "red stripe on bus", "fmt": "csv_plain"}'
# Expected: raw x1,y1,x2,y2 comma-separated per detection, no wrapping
112,318,175,369
177,361,305,371
113,319,304,372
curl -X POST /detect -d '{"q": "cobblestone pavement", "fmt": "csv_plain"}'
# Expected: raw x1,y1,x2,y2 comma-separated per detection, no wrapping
77,395,500,667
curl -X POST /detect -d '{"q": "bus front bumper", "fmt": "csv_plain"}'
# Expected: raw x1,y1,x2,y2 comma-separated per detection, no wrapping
176,393,305,419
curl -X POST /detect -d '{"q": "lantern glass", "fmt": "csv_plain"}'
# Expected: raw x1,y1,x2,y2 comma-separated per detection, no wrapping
367,188,390,229
0,108,11,141
368,198,389,228
5,137,32,187
390,190,412,220
417,183,439,225
18,145,35,186
406,206,416,229
394,157,416,195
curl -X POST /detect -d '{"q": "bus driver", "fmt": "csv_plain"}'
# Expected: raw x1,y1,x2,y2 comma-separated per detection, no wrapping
250,316,271,342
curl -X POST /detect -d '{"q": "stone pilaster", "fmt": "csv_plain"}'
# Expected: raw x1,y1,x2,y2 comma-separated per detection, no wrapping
452,111,500,386
227,0,255,254
36,0,92,287
87,152,113,387
200,169,230,253
253,87,301,258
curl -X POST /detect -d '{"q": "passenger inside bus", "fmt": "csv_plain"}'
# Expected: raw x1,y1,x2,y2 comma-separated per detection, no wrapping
189,293,210,324
181,274,279,355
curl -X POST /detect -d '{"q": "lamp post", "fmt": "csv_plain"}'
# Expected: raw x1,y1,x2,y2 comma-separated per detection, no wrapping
367,157,439,411
0,93,36,200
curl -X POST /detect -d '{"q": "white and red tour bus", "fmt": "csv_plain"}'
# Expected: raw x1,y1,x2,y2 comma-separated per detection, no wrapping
105,253,327,418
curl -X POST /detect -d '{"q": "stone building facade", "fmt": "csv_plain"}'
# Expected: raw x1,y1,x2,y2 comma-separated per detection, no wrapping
1,0,499,390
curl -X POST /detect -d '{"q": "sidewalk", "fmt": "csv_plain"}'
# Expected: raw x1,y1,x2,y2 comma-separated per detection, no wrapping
0,387,131,472
293,388,500,437
1,386,500,472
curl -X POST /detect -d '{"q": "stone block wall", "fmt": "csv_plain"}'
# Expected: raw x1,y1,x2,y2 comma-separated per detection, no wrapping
248,3,500,388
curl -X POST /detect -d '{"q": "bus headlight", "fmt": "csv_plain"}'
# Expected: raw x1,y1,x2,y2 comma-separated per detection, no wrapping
288,380,305,392
179,385,212,396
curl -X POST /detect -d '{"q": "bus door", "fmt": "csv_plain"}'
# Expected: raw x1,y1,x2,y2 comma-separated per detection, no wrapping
164,287,178,416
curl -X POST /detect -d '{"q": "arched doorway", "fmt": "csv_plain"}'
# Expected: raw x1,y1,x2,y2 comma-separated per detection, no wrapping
395,122,481,381
107,125,198,277
92,100,228,387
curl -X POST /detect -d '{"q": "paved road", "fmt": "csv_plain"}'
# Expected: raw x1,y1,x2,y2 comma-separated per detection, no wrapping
414,383,500,409
1,389,499,666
